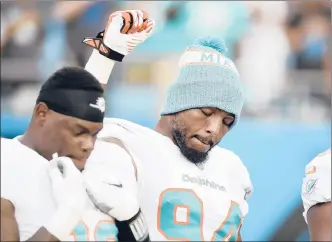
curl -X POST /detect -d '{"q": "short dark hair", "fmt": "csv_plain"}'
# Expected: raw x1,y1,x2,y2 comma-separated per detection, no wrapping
39,67,103,93
35,67,105,122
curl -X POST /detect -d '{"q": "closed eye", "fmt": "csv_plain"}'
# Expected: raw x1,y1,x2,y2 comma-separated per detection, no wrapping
200,109,212,116
73,126,90,136
223,116,234,127
75,130,87,136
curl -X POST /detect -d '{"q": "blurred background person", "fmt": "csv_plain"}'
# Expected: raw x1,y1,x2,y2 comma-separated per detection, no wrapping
1,1,330,241
237,1,290,118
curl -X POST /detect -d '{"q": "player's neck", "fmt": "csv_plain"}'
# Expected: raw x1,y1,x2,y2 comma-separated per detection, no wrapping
20,130,51,161
155,117,176,145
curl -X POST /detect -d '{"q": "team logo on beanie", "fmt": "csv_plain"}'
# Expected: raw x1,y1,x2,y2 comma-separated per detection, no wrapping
161,36,243,129
90,97,106,113
178,50,239,76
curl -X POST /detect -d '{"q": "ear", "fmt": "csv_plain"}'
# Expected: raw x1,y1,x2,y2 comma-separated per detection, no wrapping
34,102,49,125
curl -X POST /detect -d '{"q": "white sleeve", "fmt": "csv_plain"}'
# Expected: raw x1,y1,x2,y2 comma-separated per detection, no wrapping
225,150,253,218
301,149,331,223
84,140,142,221
1,160,19,204
241,164,253,201
84,139,138,192
0,139,24,208
238,162,253,218
97,119,146,179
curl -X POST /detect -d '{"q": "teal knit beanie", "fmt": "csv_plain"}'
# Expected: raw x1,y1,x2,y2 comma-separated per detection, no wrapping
161,36,244,128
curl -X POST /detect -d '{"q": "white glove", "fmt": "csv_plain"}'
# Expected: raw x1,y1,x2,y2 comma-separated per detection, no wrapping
85,177,150,241
82,10,155,61
84,176,139,221
45,155,88,241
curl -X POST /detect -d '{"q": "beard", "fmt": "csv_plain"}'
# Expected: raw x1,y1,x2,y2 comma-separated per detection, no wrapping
172,128,209,165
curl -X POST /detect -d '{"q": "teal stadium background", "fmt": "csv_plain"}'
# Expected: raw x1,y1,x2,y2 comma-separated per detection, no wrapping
1,1,331,241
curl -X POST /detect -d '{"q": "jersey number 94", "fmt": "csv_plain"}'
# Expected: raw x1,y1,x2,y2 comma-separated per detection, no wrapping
158,188,243,241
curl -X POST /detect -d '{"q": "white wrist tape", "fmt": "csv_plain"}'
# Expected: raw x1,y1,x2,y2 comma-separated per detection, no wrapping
44,206,82,241
85,50,115,84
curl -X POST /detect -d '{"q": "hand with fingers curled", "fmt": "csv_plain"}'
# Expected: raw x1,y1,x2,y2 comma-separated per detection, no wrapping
82,10,155,62
45,155,88,241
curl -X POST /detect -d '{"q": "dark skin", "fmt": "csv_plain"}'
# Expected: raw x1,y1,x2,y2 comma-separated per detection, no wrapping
20,102,103,171
155,107,243,241
155,107,234,163
103,77,234,156
1,102,103,241
307,202,331,241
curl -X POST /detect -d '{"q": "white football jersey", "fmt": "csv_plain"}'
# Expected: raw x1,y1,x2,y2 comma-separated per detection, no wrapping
1,137,57,241
91,118,253,241
66,204,118,241
67,140,129,242
1,137,117,242
301,149,331,223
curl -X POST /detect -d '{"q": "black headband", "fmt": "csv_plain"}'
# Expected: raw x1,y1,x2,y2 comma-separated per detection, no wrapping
37,89,105,123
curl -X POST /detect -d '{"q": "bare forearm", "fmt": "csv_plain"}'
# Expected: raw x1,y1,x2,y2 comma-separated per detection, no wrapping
310,232,331,242
1,221,19,241
237,233,242,242
1,198,76,242
307,202,331,241
1,218,60,242
309,223,331,241
1,199,57,241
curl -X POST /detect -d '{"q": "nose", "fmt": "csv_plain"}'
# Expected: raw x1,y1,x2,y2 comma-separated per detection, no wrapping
82,136,95,154
205,117,222,136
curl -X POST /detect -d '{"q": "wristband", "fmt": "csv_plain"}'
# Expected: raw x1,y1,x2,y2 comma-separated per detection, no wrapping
115,209,150,242
82,31,125,62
